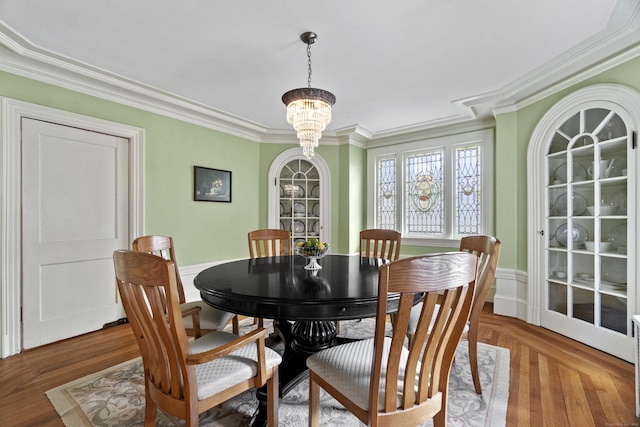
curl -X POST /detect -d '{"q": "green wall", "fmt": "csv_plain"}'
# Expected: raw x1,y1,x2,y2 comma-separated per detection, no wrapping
0,70,263,265
495,53,640,271
4,50,639,272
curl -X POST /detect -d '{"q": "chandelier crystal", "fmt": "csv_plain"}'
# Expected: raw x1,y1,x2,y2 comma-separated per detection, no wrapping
282,32,336,159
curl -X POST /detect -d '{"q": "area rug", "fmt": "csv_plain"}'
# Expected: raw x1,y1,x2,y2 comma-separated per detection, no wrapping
47,319,509,426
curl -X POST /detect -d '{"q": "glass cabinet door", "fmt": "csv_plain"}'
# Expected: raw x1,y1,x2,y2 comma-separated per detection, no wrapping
546,107,629,335
278,158,322,244
269,149,330,246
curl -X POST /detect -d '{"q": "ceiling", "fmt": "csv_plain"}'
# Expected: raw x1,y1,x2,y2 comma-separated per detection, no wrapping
0,0,638,139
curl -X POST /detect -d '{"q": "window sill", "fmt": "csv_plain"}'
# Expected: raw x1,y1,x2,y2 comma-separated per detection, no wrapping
401,237,459,249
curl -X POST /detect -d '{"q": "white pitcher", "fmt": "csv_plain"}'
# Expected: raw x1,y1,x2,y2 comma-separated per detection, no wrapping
588,159,615,179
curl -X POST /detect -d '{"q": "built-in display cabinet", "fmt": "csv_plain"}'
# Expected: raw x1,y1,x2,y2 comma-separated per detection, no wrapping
529,84,640,362
268,148,331,246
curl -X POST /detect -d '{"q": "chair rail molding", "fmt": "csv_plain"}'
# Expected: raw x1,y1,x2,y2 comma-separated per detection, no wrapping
0,97,145,358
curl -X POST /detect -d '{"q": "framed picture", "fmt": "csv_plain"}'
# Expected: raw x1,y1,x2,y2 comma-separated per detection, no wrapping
194,166,232,202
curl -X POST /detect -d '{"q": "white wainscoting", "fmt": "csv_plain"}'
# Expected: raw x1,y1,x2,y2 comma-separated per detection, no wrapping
493,268,529,322
178,258,247,303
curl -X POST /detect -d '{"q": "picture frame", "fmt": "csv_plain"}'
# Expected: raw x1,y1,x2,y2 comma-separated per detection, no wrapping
194,166,232,202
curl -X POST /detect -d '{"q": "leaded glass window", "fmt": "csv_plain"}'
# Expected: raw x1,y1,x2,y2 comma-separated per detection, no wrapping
368,129,493,244
456,145,481,235
377,157,396,229
405,150,444,234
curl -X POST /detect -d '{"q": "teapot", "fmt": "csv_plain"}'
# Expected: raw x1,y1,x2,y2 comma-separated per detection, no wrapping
588,158,615,179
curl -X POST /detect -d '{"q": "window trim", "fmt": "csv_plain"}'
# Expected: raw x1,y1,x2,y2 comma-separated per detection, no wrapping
367,129,494,247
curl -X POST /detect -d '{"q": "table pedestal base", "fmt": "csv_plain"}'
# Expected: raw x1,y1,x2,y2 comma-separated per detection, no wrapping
250,319,338,427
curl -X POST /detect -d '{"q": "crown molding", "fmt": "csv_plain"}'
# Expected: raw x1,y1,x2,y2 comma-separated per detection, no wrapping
366,117,496,148
0,22,269,141
463,0,640,119
0,1,639,148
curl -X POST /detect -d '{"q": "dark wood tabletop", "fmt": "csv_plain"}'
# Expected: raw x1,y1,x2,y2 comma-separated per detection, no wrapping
194,254,391,321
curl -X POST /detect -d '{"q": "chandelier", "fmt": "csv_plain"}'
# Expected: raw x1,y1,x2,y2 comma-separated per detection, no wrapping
282,32,336,159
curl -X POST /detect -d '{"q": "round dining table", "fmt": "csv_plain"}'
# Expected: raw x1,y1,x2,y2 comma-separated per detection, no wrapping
194,254,394,426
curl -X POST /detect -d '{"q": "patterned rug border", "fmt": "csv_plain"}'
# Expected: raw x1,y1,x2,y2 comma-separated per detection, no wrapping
46,320,510,426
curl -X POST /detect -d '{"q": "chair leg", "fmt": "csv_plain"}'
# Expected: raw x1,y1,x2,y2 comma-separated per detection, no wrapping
309,372,321,427
468,330,482,394
191,312,202,338
267,367,280,427
143,380,157,427
232,315,240,335
433,390,447,427
185,410,199,427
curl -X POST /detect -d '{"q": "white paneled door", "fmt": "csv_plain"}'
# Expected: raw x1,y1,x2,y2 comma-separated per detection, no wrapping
21,118,129,349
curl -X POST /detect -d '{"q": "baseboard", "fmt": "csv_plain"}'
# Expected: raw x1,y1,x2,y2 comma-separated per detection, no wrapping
493,268,529,321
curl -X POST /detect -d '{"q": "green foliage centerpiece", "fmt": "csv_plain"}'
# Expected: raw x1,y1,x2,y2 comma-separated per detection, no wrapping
295,238,329,270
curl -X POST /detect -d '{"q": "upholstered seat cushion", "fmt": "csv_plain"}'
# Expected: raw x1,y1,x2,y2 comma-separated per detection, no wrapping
180,301,236,331
190,331,282,400
306,337,415,410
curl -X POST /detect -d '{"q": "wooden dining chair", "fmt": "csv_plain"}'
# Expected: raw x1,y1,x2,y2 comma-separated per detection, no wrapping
357,229,402,332
132,235,239,337
113,250,281,427
359,228,402,261
248,228,292,258
247,229,292,328
407,234,501,394
306,252,477,427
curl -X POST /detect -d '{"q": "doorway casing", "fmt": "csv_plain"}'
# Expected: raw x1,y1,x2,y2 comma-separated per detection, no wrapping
0,97,145,358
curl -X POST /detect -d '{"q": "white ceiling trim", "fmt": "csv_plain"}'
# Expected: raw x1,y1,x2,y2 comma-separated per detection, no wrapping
467,0,640,118
0,22,268,141
0,1,639,146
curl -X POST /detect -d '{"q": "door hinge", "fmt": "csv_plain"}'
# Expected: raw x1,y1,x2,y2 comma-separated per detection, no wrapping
538,230,544,236
632,131,637,150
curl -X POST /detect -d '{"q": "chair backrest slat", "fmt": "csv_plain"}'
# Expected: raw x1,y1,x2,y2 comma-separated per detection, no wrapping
374,252,477,414
114,250,192,401
132,235,186,304
459,235,501,331
248,229,292,258
360,229,401,261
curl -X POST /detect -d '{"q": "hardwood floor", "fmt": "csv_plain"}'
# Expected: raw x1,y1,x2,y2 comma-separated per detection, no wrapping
1,304,638,426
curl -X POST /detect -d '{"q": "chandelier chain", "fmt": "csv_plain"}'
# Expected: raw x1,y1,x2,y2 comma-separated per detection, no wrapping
307,43,312,88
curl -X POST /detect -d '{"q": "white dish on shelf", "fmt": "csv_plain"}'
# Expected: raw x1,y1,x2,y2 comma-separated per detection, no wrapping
554,192,587,216
601,258,626,284
291,220,305,234
600,281,626,291
573,277,594,286
308,220,319,236
584,241,611,252
293,185,305,198
606,191,626,214
586,205,618,216
283,184,305,198
293,202,306,216
607,223,626,249
312,202,319,216
311,185,320,198
280,203,285,216
554,162,587,183
555,223,588,247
